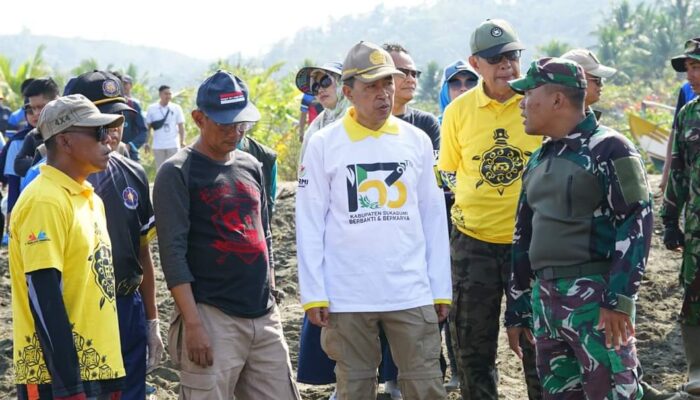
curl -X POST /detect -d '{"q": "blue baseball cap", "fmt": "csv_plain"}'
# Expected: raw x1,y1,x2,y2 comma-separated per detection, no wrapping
196,70,260,124
443,60,479,82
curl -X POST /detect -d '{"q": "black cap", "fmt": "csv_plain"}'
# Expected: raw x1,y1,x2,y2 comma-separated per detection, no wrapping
63,70,135,114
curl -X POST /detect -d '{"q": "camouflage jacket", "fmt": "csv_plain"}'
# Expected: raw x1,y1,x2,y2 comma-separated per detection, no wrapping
506,114,653,328
661,97,700,230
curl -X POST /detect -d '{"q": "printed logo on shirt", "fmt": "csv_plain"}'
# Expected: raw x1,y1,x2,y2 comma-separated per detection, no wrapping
91,223,116,310
122,187,139,210
346,161,412,225
473,128,531,195
298,165,308,188
220,91,245,105
26,231,50,245
200,181,268,265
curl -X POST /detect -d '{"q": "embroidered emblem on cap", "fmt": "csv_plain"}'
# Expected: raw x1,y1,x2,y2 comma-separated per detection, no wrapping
102,79,119,97
122,187,139,210
369,50,386,66
491,27,503,37
220,91,245,105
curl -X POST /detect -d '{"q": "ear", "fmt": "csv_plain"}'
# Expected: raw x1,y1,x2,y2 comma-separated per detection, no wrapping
551,91,566,110
342,85,353,102
56,133,73,154
191,109,205,129
468,56,480,72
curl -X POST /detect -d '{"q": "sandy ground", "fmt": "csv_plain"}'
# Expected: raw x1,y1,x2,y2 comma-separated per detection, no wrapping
0,175,689,399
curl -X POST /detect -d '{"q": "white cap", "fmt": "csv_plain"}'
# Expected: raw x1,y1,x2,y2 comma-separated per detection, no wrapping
561,48,617,78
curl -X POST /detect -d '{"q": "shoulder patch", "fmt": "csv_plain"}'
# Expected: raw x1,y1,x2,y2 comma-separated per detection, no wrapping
612,156,650,205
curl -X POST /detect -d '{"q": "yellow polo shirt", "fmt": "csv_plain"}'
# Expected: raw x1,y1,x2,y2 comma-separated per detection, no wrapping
10,165,125,384
438,82,542,244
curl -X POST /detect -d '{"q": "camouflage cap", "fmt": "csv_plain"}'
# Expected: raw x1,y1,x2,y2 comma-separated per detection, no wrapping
671,38,700,72
470,19,525,57
342,41,405,83
509,57,587,94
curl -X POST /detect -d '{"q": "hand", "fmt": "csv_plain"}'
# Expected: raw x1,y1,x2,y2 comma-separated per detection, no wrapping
306,307,329,327
146,319,165,373
507,326,535,359
184,321,213,367
144,143,151,154
434,304,450,323
663,224,684,250
597,307,635,350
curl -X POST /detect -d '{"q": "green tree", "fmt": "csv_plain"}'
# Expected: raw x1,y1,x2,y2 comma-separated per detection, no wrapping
416,60,441,105
536,40,572,57
0,46,52,109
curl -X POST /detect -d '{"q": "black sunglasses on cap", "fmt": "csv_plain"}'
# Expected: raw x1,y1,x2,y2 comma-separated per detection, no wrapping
311,75,334,95
484,50,522,65
64,125,111,142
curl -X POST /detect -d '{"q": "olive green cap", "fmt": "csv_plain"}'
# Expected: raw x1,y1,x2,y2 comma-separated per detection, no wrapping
470,19,525,57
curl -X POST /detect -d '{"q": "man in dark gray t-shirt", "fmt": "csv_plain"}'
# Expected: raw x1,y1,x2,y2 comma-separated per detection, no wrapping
153,70,300,400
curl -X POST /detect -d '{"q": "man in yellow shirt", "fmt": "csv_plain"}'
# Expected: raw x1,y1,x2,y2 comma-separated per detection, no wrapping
10,94,126,399
437,19,542,400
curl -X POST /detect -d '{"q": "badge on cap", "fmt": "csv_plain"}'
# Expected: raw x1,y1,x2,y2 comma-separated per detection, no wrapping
369,50,386,66
102,80,120,98
491,27,503,37
220,91,244,105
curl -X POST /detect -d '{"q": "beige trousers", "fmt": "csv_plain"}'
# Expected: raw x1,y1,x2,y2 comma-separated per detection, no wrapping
168,303,300,400
321,305,447,399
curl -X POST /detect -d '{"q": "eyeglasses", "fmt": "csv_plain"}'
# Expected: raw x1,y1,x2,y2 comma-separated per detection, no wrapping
448,77,478,91
311,75,334,95
23,104,47,116
397,68,422,79
586,76,604,86
213,120,254,134
483,50,521,65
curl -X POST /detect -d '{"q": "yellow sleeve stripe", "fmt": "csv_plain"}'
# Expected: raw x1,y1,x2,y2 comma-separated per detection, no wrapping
302,301,330,311
433,299,452,305
141,227,157,246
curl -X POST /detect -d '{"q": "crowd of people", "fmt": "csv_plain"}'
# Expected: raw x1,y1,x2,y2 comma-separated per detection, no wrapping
2,17,700,400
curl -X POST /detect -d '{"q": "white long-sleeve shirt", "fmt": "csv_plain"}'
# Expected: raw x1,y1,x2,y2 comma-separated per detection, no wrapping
295,109,451,313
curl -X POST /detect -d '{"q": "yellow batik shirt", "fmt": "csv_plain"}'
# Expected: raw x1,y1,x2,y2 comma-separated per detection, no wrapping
9,165,125,384
438,82,542,244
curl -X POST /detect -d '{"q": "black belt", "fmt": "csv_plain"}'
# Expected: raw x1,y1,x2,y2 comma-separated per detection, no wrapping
534,261,610,280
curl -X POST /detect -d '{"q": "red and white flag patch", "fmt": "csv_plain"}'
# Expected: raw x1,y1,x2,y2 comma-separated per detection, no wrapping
220,91,245,105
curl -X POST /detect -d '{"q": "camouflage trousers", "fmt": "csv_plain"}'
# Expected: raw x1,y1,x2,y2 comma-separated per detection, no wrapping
532,275,643,399
448,231,542,400
680,239,700,326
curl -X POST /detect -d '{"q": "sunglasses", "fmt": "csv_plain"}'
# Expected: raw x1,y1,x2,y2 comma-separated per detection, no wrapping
311,75,334,95
65,126,111,142
483,50,521,65
448,77,478,90
397,68,422,79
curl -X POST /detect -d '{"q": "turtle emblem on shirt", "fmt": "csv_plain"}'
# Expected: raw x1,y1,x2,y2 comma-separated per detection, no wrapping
473,128,531,195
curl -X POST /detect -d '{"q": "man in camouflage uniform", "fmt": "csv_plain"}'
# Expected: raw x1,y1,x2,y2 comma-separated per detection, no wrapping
661,37,700,397
506,57,653,399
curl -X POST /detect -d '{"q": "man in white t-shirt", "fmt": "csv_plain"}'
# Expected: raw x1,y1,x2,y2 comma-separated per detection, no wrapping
145,85,185,170
296,41,451,399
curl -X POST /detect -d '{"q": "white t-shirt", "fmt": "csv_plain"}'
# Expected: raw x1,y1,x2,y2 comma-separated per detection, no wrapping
146,102,185,149
295,110,451,313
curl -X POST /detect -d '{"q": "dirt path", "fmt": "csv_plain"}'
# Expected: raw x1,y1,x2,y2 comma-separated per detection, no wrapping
0,176,688,399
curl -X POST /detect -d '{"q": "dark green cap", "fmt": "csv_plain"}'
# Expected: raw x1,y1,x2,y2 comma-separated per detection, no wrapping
509,57,587,94
671,38,700,72
470,19,525,57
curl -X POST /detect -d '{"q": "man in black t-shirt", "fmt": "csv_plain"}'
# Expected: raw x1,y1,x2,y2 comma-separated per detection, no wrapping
64,70,164,400
154,70,300,400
